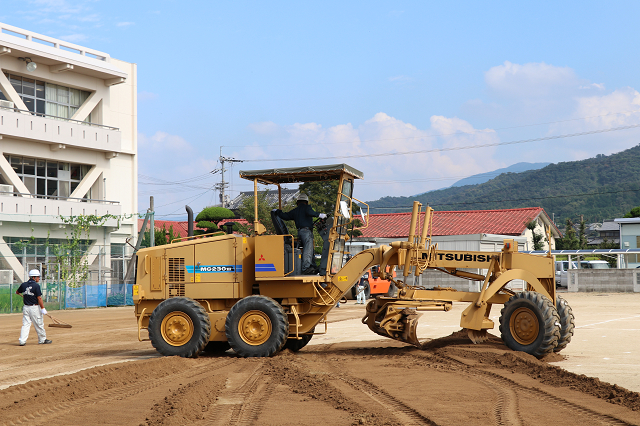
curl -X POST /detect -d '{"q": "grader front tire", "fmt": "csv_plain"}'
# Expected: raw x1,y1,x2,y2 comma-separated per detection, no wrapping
554,295,575,352
499,291,560,358
148,297,211,358
225,295,289,357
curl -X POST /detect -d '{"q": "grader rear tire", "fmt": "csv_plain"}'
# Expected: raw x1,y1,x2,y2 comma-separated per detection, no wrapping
148,297,211,358
554,295,575,352
499,291,560,358
283,327,315,352
225,295,289,357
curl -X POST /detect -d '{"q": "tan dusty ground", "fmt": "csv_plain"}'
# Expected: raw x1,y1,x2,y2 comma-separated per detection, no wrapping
1,292,639,426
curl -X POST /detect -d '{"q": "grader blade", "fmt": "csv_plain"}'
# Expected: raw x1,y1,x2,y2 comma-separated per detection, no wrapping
401,309,421,347
364,303,424,347
466,329,489,344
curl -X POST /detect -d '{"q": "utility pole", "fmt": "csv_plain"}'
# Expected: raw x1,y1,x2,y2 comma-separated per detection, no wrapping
215,147,242,208
149,196,155,247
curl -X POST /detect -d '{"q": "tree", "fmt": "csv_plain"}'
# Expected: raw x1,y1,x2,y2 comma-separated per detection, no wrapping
141,224,180,247
236,189,296,235
556,218,579,250
54,214,121,288
598,238,618,267
299,180,362,214
195,206,235,234
525,220,545,251
579,216,588,249
624,206,640,218
299,180,339,213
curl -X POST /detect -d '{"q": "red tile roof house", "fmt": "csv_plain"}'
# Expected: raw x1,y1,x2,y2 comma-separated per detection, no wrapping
350,207,561,291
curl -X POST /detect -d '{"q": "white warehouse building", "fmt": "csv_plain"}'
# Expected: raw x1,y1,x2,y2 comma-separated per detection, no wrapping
0,23,137,283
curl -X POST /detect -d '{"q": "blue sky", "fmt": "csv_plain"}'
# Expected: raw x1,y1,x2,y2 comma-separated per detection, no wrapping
2,1,640,217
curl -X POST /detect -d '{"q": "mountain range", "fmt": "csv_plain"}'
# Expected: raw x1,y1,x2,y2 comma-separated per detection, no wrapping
368,145,640,224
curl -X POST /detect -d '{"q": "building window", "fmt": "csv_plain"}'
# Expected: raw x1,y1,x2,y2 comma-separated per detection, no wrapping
4,154,90,198
1,72,92,122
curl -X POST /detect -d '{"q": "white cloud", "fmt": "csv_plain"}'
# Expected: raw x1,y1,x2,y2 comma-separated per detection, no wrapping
116,21,134,27
79,13,100,22
139,131,191,151
27,0,92,15
573,87,640,128
462,61,640,163
579,83,605,91
485,61,580,99
388,75,412,83
248,121,280,135
544,87,640,160
239,113,502,201
138,91,159,102
58,33,88,43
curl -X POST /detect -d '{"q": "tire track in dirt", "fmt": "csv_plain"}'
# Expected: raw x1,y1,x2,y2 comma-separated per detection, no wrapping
1,358,235,426
482,375,523,426
481,369,634,426
315,343,634,426
264,354,399,426
336,374,438,426
431,350,635,426
317,352,439,425
199,361,273,426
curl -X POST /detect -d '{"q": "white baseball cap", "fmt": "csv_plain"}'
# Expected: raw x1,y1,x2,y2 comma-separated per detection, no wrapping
29,269,41,277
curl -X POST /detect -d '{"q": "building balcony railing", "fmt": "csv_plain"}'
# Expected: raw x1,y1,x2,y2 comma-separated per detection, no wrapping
0,105,121,154
0,191,122,226
4,106,119,130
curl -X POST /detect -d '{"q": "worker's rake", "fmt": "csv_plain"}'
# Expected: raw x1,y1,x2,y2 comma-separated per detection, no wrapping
47,314,72,328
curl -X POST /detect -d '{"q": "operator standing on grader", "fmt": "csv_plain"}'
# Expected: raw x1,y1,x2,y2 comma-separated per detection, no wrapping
274,193,327,275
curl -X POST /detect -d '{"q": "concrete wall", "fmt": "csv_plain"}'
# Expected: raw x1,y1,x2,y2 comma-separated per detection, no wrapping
568,270,640,293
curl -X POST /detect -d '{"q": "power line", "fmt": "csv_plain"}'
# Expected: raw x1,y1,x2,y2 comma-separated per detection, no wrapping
241,123,640,163
153,187,213,209
138,172,215,185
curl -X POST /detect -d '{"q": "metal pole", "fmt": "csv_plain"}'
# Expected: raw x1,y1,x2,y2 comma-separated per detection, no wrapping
98,246,102,305
10,282,12,314
58,267,61,311
149,196,155,247
253,178,259,233
220,156,226,207
122,211,151,284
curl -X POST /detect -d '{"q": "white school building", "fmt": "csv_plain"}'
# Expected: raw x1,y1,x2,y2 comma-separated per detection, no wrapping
0,23,137,283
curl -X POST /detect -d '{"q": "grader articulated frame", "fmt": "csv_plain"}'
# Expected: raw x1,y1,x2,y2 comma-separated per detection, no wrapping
133,164,574,359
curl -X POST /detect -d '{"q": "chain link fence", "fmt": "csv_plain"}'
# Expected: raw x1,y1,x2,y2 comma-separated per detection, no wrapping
0,243,135,314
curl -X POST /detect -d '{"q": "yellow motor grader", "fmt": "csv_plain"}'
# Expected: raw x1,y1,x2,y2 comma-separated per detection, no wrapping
133,164,574,358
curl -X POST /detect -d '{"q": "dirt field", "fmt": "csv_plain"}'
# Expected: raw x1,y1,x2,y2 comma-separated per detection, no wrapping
1,294,640,426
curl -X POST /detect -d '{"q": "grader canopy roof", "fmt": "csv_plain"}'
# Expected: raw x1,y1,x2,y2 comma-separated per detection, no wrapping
239,164,363,185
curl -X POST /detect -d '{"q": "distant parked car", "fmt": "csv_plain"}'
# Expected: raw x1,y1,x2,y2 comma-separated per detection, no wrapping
579,260,611,269
555,260,610,287
555,261,576,288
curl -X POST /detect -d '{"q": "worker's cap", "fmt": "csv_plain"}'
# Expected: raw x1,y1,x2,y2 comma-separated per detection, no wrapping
29,269,41,277
297,193,309,202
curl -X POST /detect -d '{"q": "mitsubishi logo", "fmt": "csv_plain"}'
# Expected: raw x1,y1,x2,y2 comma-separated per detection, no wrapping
258,255,265,261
